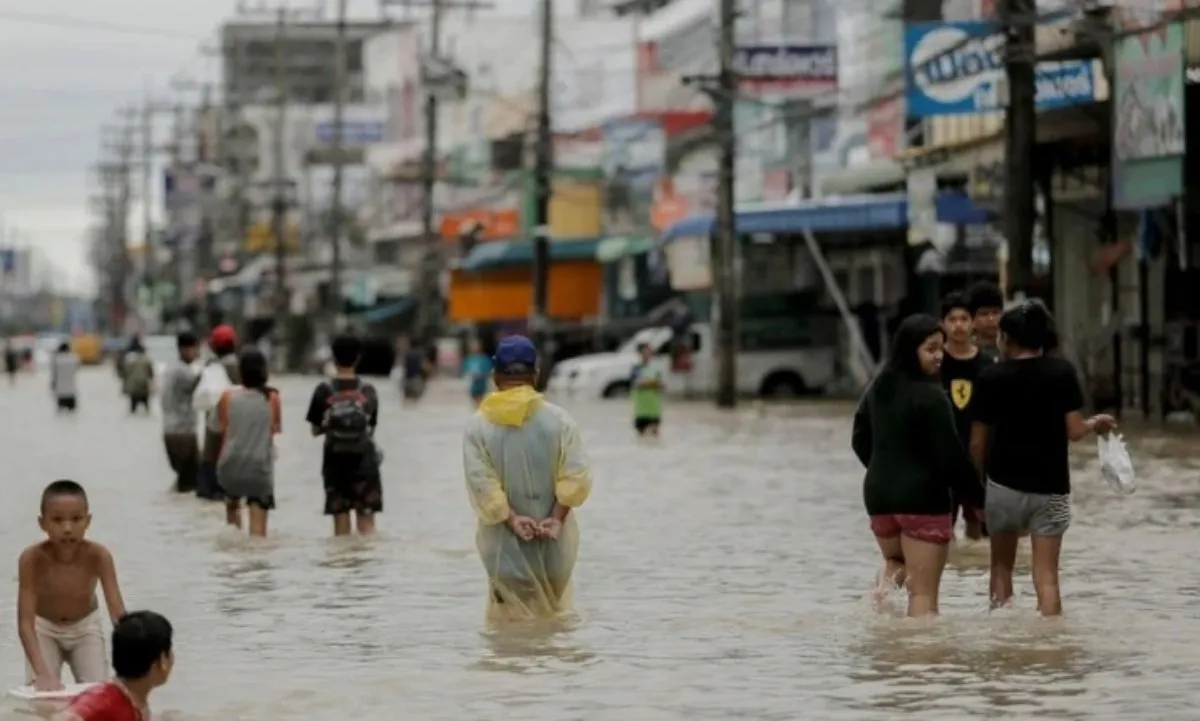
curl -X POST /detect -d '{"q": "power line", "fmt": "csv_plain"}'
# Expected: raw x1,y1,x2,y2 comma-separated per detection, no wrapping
0,9,201,40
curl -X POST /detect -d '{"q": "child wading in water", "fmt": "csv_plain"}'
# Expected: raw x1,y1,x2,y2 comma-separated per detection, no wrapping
939,291,996,540
463,338,492,407
852,315,983,617
971,301,1116,616
19,481,127,691
966,280,1004,361
631,342,664,437
53,610,174,721
307,334,383,536
462,335,593,617
211,348,282,537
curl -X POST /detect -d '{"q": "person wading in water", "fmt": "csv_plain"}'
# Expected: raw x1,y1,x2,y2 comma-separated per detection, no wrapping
462,335,593,618
852,314,983,616
938,291,996,541
194,325,240,501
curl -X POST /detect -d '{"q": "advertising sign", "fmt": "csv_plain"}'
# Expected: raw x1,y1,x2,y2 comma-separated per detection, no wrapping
1115,0,1184,31
1112,22,1185,209
314,120,385,146
733,44,837,95
602,118,665,185
1113,24,1185,161
904,21,1097,117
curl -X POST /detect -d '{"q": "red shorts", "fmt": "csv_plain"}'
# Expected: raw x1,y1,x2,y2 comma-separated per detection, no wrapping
869,513,953,545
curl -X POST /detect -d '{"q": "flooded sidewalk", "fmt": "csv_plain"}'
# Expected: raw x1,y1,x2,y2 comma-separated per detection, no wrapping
0,369,1198,720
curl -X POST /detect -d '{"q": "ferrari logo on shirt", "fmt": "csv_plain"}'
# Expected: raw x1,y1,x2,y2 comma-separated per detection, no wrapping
950,379,972,409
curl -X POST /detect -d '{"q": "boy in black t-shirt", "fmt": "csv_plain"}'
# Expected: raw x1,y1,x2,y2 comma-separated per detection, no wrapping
965,281,1004,361
970,301,1116,616
306,334,382,536
939,292,995,540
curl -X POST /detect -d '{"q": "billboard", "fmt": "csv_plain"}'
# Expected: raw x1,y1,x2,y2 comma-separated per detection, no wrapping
904,21,1098,117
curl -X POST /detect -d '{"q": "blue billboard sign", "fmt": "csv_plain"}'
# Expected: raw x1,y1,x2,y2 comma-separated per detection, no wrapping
904,21,1098,117
314,120,385,146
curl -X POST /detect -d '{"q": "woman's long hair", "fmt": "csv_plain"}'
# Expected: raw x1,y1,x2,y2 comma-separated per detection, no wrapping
237,347,275,400
873,314,944,401
998,300,1059,355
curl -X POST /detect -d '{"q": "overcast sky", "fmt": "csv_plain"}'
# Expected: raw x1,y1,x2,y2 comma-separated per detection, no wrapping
0,0,556,294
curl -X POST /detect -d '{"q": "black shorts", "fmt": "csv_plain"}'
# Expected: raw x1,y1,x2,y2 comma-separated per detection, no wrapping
56,396,77,411
323,474,383,516
634,416,661,433
129,394,150,412
163,434,200,493
226,495,275,510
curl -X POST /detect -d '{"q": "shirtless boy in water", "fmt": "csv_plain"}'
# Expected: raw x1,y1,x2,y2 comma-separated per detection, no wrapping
19,480,127,691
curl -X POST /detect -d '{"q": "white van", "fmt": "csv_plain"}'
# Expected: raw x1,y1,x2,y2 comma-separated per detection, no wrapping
547,322,836,399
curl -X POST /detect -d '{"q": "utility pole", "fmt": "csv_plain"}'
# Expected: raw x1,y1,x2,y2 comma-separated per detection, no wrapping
385,0,489,342
417,0,445,342
140,85,156,297
327,0,349,327
531,0,553,387
271,7,292,358
103,110,138,335
712,0,738,408
235,3,321,367
1002,0,1036,300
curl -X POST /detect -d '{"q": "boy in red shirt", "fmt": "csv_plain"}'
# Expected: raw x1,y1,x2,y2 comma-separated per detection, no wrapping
53,611,174,721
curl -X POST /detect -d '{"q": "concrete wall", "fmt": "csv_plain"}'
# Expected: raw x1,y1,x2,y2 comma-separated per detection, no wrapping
1053,205,1166,415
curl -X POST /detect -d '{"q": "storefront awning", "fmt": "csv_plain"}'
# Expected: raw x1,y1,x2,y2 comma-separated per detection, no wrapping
660,193,994,244
595,235,654,263
355,297,414,324
459,237,602,272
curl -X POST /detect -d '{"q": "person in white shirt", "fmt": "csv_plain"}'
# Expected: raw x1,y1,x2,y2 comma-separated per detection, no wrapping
50,342,81,413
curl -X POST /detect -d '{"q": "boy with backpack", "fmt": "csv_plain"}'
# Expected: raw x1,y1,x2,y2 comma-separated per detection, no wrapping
306,334,382,536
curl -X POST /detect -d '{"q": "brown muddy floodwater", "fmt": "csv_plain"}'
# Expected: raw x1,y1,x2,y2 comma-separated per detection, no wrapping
1,369,1198,720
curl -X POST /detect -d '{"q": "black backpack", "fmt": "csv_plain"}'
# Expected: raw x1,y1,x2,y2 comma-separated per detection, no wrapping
324,381,372,453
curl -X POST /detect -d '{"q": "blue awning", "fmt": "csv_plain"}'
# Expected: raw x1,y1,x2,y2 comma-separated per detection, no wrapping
459,237,602,272
357,296,414,324
660,192,993,243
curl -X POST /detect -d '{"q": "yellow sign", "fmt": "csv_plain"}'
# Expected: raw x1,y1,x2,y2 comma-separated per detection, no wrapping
549,179,602,240
244,222,302,253
950,378,972,410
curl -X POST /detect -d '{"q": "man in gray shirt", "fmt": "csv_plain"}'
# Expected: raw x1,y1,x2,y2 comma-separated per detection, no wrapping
161,332,202,493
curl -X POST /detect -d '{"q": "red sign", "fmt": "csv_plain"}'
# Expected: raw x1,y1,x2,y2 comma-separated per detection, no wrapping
440,208,520,241
867,96,903,160
650,178,690,231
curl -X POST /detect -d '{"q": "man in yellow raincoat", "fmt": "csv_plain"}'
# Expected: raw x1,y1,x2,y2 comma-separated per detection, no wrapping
462,335,592,617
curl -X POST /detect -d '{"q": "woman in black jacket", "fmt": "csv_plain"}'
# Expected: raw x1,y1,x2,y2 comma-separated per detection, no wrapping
852,314,983,616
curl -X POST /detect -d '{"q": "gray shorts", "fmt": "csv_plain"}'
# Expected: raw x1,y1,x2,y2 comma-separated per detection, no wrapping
985,481,1071,536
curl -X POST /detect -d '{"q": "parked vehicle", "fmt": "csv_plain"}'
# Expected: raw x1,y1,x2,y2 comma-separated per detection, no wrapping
547,322,836,400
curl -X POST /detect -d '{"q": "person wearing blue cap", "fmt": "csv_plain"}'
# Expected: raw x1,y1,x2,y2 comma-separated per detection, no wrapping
462,334,593,618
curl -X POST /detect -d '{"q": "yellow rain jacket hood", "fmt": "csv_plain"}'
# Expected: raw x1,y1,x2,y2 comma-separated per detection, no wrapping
478,385,544,427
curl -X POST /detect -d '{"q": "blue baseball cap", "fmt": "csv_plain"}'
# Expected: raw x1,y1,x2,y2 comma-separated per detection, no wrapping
493,335,538,374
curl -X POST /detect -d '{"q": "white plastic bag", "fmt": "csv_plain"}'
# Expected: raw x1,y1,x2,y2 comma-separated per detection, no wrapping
1098,433,1136,496
192,363,232,413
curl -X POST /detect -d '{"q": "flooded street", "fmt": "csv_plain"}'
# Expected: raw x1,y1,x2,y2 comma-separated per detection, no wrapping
2,368,1199,720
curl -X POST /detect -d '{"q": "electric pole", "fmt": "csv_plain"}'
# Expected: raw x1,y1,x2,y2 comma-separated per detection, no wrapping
235,2,321,366
140,85,156,297
271,6,292,358
328,0,349,327
1002,0,1036,300
387,0,489,342
417,0,444,342
713,0,738,408
531,0,553,387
